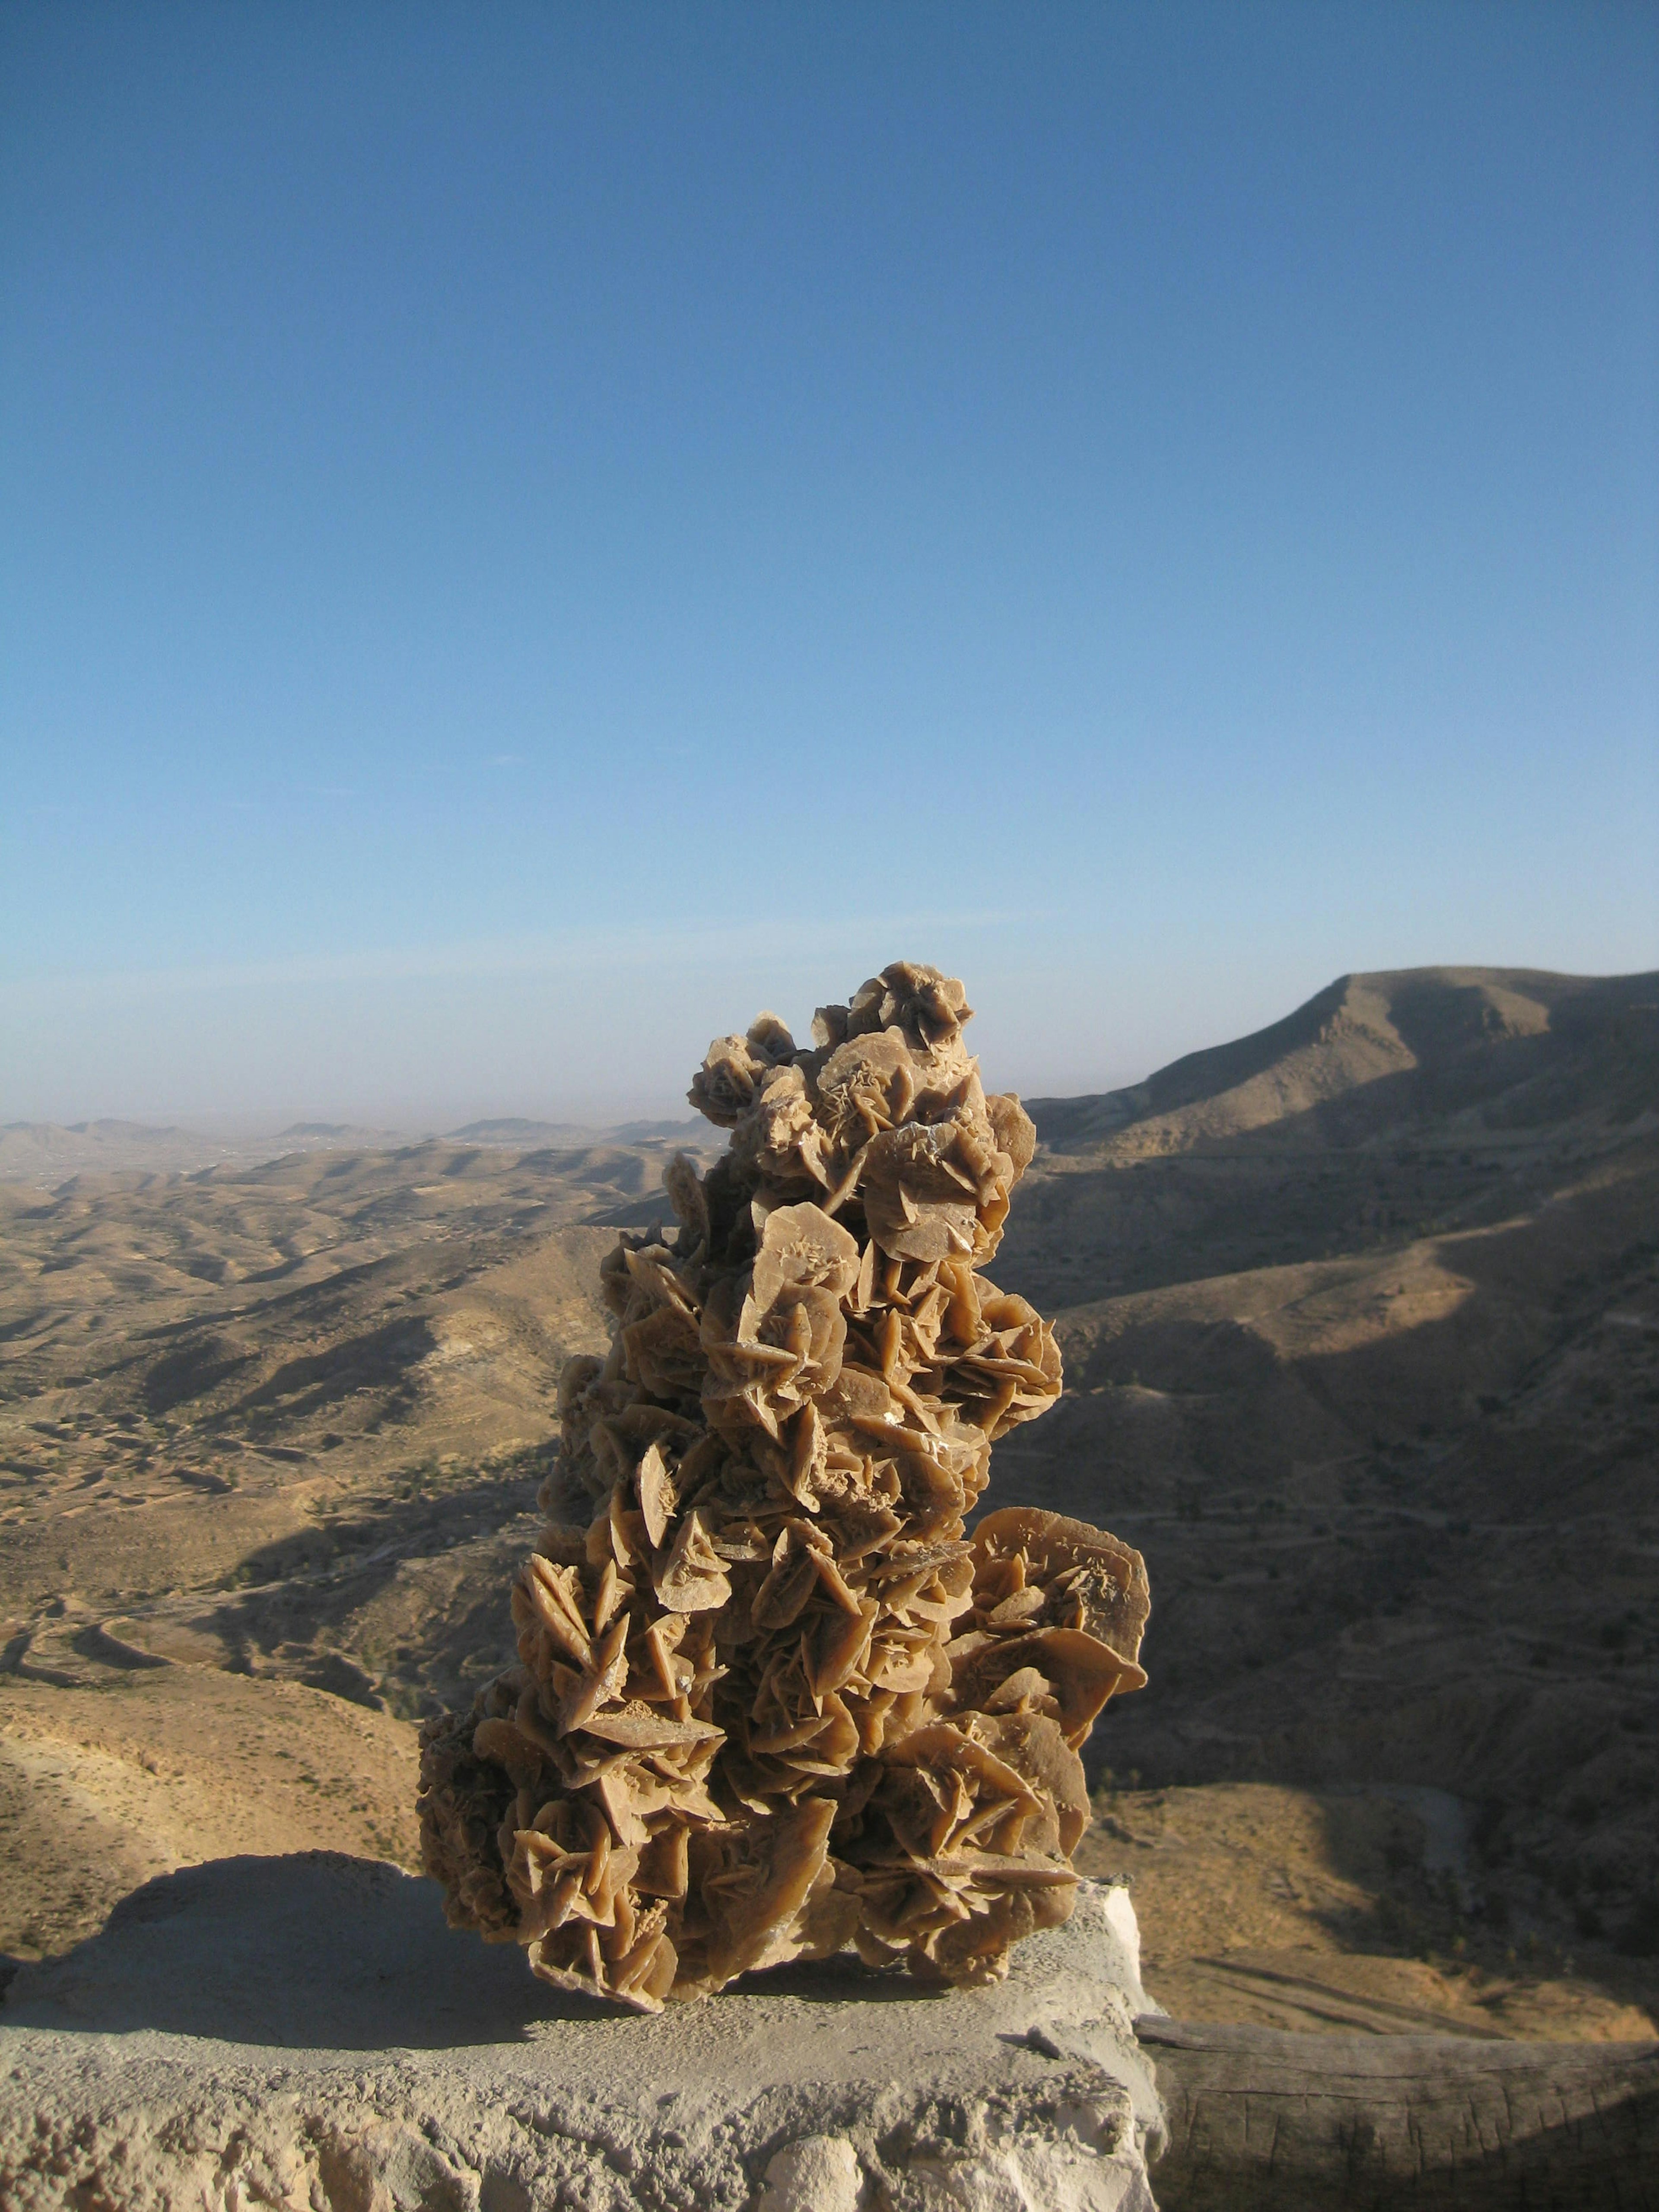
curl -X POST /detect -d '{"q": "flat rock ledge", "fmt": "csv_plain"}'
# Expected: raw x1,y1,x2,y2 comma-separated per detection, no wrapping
0,1854,1163,2211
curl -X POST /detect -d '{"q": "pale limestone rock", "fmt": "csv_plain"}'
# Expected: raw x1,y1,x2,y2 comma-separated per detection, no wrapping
755,2133,863,2211
0,1855,1163,2210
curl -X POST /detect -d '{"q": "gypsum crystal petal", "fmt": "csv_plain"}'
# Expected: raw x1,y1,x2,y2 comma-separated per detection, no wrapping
969,1506,1150,1666
690,1795,838,1985
872,960,974,1053
623,1304,707,1401
985,1091,1037,1182
653,1509,734,1613
662,1150,711,1243
950,1625,1147,1750
731,1065,833,1193
688,1014,797,1126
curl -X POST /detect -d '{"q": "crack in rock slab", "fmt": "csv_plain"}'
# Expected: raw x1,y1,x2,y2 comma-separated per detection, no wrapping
0,1859,1163,2210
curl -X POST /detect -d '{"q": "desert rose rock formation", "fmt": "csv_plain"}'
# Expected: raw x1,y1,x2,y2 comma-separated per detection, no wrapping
418,962,1150,2008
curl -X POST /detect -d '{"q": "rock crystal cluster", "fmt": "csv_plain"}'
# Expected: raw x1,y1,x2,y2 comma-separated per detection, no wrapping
418,963,1149,2010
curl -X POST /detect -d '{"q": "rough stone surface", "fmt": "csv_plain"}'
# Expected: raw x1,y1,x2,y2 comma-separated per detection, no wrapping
0,1855,1163,2210
1140,2015,1659,2212
755,2134,863,2211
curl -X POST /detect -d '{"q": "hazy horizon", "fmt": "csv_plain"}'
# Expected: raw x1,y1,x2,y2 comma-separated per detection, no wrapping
8,949,1659,1134
3,5,1655,1125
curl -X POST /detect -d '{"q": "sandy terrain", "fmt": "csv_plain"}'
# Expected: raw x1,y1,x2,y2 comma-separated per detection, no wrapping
0,1670,418,1957
1079,1781,1656,2042
1,965,1654,2046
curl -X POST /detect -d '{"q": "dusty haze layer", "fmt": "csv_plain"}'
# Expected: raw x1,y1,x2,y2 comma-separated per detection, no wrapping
1,963,1655,2042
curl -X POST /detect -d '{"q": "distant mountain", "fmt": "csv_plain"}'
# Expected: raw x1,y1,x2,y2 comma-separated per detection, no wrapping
3,1118,191,1146
0,1118,406,1185
445,1116,705,1148
1029,966,1659,1155
0,1111,711,1187
444,1118,596,1146
611,1118,709,1144
0,1120,226,1183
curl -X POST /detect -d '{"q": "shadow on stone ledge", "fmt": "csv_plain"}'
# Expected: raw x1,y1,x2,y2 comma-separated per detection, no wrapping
0,1872,1166,2212
1,1851,936,2051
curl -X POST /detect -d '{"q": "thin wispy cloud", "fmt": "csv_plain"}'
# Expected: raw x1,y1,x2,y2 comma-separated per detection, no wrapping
0,909,1046,1004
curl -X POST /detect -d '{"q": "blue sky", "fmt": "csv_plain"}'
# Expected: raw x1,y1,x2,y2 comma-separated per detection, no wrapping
2,2,1655,1124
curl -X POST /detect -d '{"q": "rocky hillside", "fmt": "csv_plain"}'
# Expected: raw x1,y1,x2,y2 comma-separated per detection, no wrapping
995,966,1659,1992
1029,966,1659,1155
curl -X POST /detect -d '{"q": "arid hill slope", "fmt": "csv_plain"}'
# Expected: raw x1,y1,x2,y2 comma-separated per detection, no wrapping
995,966,1659,2022
1030,966,1659,1156
0,1132,716,1962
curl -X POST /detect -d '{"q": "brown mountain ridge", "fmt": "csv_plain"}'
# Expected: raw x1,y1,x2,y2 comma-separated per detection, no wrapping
1030,965,1659,1154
